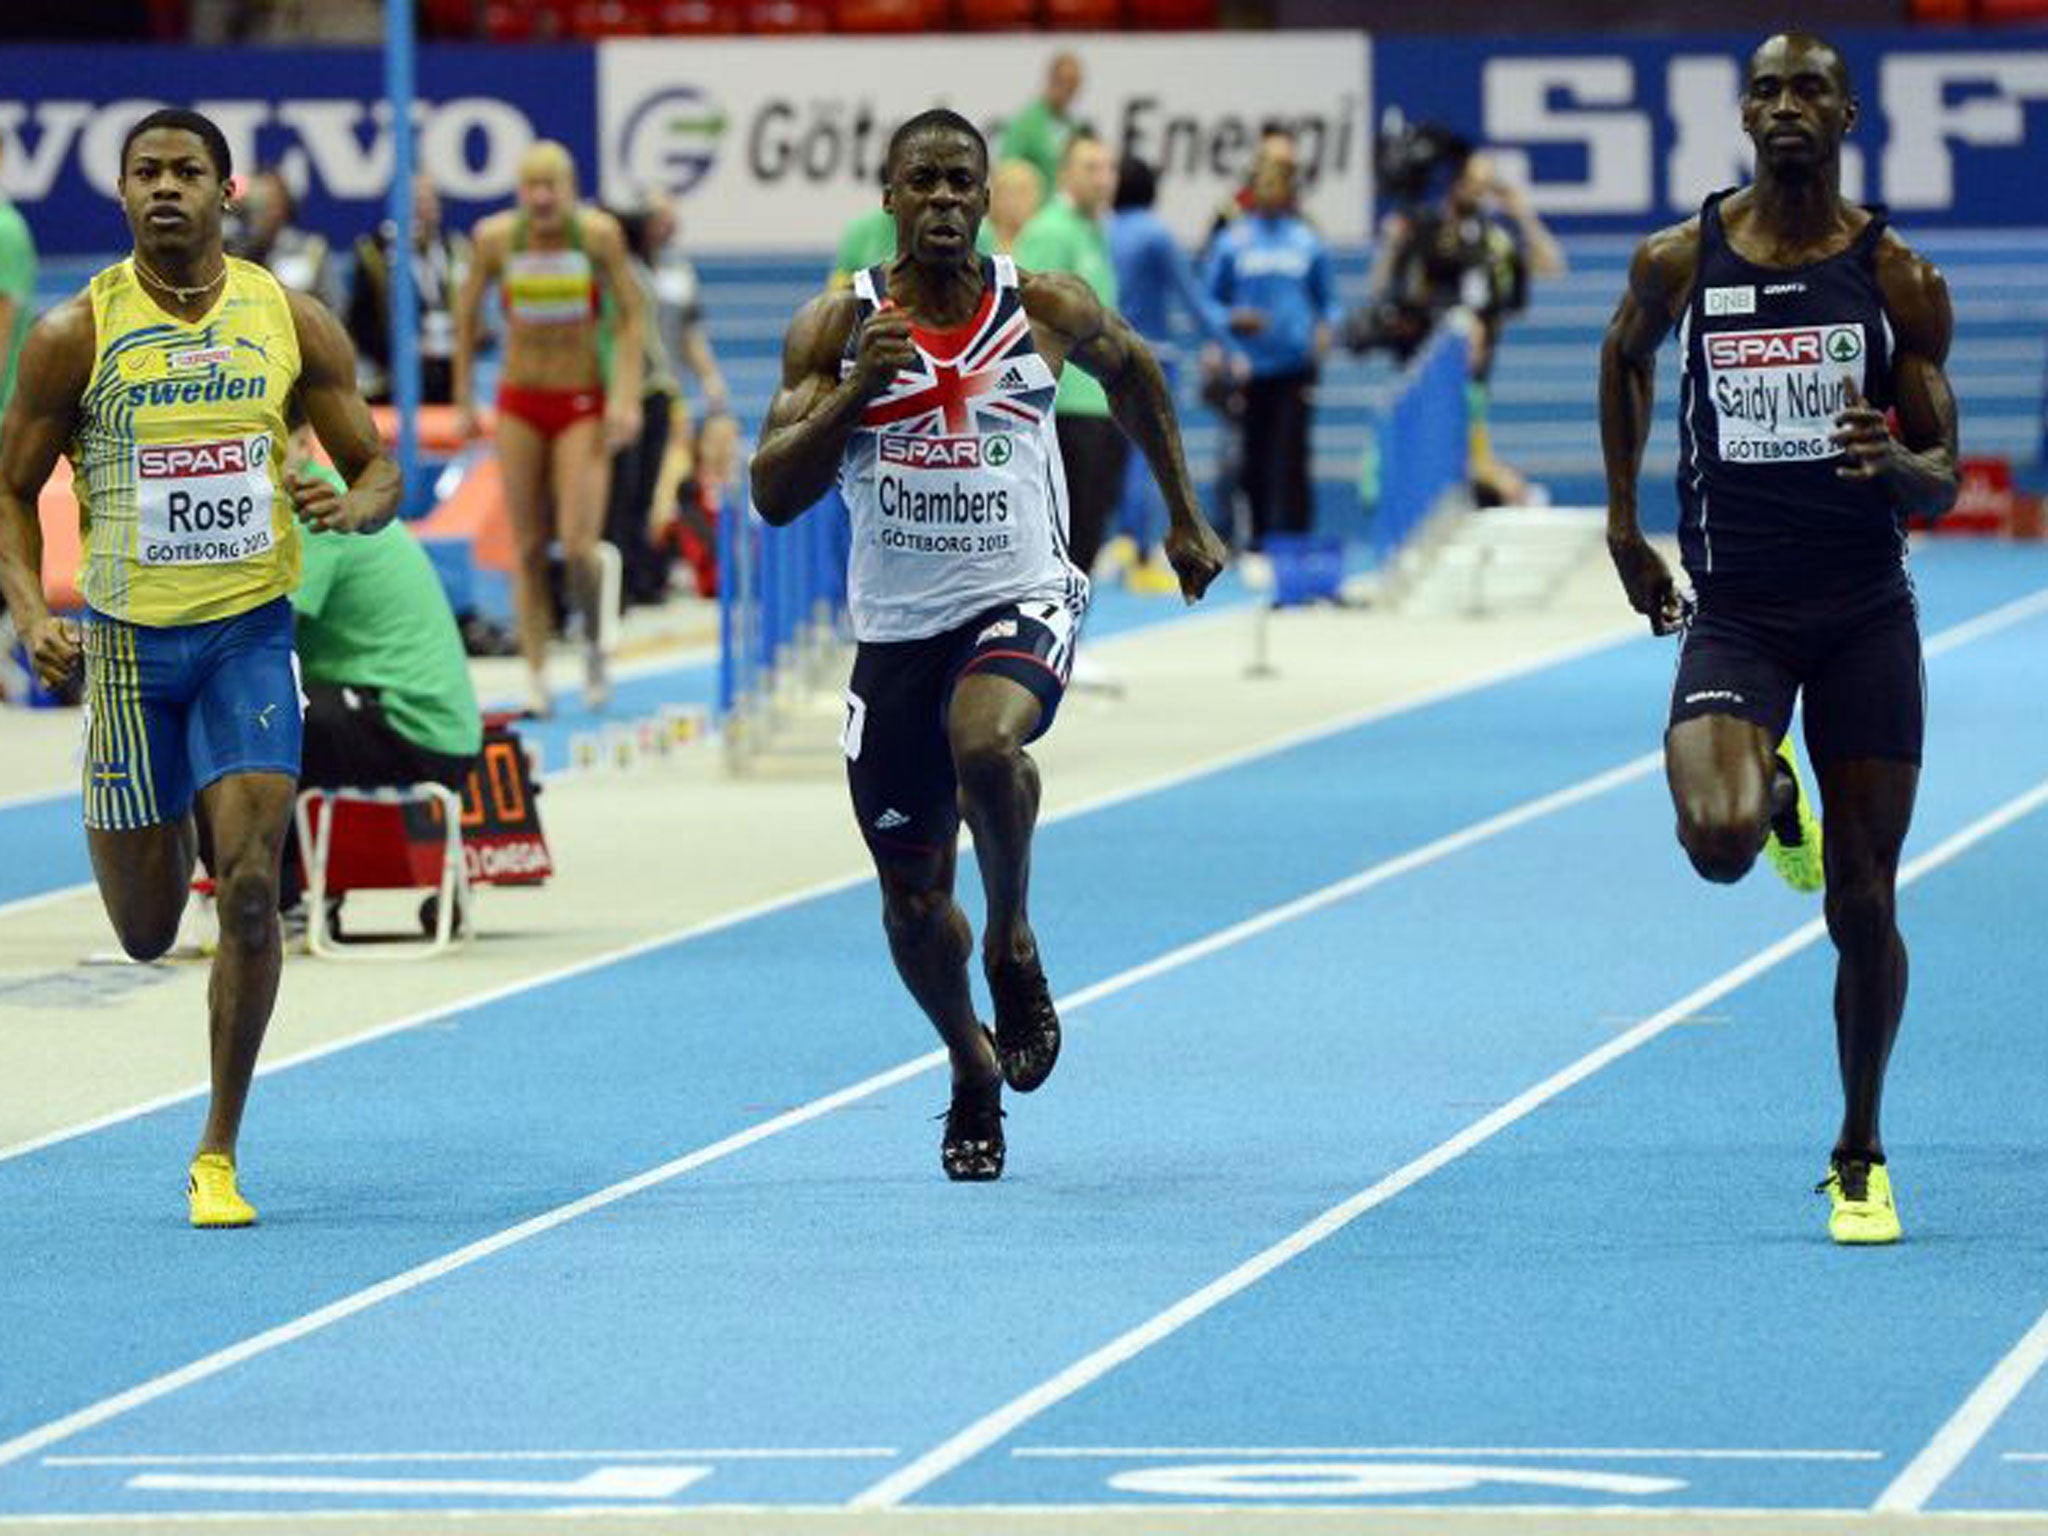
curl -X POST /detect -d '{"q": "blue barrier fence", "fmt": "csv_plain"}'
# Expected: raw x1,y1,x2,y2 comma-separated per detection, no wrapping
718,484,849,749
1370,323,1472,566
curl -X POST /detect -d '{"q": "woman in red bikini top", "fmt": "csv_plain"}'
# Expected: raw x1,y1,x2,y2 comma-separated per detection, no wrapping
454,139,643,716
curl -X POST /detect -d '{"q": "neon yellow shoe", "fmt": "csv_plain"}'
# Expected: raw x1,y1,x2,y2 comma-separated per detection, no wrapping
1816,1156,1901,1245
188,1152,257,1229
1764,745,1825,894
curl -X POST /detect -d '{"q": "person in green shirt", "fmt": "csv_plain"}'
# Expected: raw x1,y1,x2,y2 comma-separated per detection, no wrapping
1014,130,1122,578
290,459,482,800
0,138,38,417
999,52,1082,200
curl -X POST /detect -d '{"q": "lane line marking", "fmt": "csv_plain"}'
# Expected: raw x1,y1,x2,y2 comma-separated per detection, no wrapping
44,1449,895,1467
0,621,1645,1168
0,740,1685,1472
851,776,2048,1510
1877,1309,2048,1509
1012,1446,1885,1462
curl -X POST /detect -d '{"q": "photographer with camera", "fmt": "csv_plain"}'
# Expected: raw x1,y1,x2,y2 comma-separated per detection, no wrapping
1349,126,1564,504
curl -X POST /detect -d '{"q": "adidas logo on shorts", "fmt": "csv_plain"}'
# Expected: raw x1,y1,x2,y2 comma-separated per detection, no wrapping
874,808,911,830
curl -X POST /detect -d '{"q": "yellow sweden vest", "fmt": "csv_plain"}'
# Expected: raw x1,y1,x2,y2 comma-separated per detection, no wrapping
72,256,301,626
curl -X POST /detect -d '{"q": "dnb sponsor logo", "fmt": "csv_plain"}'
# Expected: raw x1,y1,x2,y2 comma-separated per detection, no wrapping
879,434,1011,470
1705,327,1863,370
138,437,269,479
616,86,728,197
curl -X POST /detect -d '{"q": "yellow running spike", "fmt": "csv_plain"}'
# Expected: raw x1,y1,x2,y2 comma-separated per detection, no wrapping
1764,744,1825,894
187,1152,257,1229
1817,1158,1901,1245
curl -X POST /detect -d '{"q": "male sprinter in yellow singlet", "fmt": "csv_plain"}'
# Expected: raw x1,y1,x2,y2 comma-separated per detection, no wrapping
0,109,401,1227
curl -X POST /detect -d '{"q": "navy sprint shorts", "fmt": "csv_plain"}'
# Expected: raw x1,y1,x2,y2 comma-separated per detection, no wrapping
81,598,303,831
842,600,1081,859
1668,575,1925,769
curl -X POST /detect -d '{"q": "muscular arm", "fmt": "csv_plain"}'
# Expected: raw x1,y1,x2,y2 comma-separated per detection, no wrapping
288,289,402,534
0,299,92,681
1854,242,1959,517
1600,225,1694,540
749,292,878,525
1600,222,1695,632
1022,270,1225,600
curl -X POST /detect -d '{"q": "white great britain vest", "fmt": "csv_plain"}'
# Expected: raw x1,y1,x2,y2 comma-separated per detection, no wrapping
838,255,1088,642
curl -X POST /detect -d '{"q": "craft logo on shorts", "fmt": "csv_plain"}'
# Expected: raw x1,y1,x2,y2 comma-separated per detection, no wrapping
138,437,268,478
617,86,728,198
881,435,988,470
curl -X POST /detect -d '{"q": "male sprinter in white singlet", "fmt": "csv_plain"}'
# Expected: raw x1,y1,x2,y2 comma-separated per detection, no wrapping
753,109,1227,1180
0,108,400,1226
1602,34,1959,1244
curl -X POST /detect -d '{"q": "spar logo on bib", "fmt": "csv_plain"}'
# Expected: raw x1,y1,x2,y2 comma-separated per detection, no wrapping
874,432,1013,555
1704,324,1863,465
134,434,276,567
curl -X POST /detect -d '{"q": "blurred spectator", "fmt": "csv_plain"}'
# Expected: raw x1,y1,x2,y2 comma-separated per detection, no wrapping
1000,52,1083,200
284,456,482,903
661,412,742,601
1106,154,1224,593
226,166,340,313
1015,131,1123,580
1206,123,1303,249
831,168,899,291
0,137,38,418
346,173,468,405
605,203,687,607
986,159,1043,257
640,192,728,418
1349,150,1564,503
1205,153,1339,549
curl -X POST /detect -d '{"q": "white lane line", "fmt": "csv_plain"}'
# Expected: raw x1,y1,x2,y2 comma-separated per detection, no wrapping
0,620,1644,1169
45,1448,895,1466
1877,1310,2048,1510
1012,1446,1884,1462
0,743,1679,1474
851,776,2048,1511
0,882,94,923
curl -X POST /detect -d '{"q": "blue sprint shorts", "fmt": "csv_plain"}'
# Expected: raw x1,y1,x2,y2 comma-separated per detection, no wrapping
82,598,303,831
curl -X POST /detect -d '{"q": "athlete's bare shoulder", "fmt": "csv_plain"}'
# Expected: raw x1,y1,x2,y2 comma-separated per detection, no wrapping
577,204,626,252
781,288,861,380
469,211,514,257
23,292,96,384
1016,268,1097,324
1629,216,1703,319
1872,229,1952,359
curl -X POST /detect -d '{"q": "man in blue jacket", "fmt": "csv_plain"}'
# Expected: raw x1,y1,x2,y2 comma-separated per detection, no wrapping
1205,154,1340,548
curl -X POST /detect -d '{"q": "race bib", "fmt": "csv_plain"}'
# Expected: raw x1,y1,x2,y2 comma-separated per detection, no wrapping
134,435,276,566
1705,324,1864,466
874,434,1017,558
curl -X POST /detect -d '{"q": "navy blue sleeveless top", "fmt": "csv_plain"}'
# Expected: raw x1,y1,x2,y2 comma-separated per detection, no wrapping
1677,190,1902,595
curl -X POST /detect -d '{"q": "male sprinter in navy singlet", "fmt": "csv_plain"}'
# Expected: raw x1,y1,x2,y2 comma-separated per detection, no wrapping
753,109,1227,1180
1601,33,1959,1243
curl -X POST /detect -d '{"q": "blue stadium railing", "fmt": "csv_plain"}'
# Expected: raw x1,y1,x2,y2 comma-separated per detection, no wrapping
1369,318,1473,567
718,480,850,764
